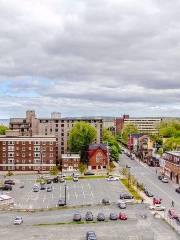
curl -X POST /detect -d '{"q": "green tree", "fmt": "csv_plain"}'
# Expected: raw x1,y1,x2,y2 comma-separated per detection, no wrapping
121,123,139,144
78,163,87,174
103,129,121,161
120,167,129,178
69,122,97,163
0,125,8,135
50,166,59,175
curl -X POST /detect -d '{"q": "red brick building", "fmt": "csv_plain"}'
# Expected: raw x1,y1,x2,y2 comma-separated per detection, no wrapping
163,151,180,184
0,133,57,171
61,153,80,172
88,144,108,170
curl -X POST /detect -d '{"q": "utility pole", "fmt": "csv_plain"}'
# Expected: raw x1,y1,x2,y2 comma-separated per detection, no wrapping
106,141,110,175
64,182,67,205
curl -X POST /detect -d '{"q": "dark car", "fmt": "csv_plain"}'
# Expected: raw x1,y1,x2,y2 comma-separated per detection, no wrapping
86,231,97,240
46,179,52,184
109,212,118,220
53,177,59,183
158,175,163,180
102,198,110,205
120,194,134,200
175,187,180,193
58,199,66,206
84,171,95,176
176,218,180,225
73,212,81,222
0,184,12,191
4,180,15,185
144,189,154,197
85,211,93,221
40,184,46,190
97,212,105,221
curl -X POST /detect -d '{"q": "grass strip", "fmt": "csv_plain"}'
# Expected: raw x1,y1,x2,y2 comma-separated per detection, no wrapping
34,220,109,227
120,179,142,200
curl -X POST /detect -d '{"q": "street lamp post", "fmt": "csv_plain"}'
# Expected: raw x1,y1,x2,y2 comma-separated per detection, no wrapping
64,182,67,205
106,141,110,176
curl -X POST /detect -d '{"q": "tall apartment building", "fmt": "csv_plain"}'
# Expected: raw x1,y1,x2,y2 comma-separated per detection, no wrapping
0,131,57,171
9,111,103,161
116,115,162,134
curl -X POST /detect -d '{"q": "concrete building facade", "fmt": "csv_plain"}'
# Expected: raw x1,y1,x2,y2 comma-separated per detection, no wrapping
9,111,103,162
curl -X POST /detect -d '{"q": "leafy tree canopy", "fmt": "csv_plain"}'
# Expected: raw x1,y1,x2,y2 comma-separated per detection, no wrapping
69,121,97,153
121,123,139,143
0,125,8,135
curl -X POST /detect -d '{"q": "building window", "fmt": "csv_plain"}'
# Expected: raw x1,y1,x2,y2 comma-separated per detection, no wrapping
22,153,25,157
3,153,6,157
50,153,53,157
22,141,25,145
50,141,53,145
22,147,25,151
3,141,6,145
50,147,53,151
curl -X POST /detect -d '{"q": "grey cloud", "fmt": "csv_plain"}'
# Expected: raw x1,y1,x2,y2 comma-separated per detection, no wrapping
0,0,180,117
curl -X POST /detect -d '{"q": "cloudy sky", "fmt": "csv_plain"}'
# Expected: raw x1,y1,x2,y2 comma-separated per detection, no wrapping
0,0,180,118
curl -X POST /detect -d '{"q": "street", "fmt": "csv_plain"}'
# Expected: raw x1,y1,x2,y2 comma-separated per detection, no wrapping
119,153,180,213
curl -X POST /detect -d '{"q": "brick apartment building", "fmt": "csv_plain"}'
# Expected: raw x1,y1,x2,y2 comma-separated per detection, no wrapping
9,111,103,162
163,151,180,184
0,131,57,171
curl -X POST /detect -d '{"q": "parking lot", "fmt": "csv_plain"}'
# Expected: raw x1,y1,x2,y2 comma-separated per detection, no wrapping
0,204,179,240
4,175,129,209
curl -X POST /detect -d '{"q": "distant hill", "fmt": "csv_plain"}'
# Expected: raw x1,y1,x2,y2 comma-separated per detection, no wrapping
0,119,9,126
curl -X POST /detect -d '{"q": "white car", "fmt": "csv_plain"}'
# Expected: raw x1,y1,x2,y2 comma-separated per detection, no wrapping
14,216,23,225
118,200,126,209
161,177,169,183
149,204,166,211
106,176,119,181
73,177,79,182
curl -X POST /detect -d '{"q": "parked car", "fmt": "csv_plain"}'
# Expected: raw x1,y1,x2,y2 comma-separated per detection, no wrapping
168,209,179,220
40,184,46,190
73,177,79,182
161,177,169,183
73,212,81,222
102,198,110,205
58,199,66,206
158,175,163,180
59,177,65,183
33,185,39,192
144,189,154,197
85,211,93,221
119,212,127,220
19,184,24,189
14,216,23,225
118,201,126,209
47,186,53,192
106,176,119,181
46,179,52,184
176,218,180,225
149,204,166,211
0,184,12,191
84,171,94,176
4,180,15,185
53,177,59,183
120,194,134,200
97,212,105,221
175,187,180,193
109,212,118,220
86,231,97,240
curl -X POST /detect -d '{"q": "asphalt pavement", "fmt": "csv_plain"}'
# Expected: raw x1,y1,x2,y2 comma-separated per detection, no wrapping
119,153,180,214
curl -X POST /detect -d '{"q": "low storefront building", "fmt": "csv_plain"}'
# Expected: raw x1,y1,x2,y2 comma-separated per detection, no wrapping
61,153,80,172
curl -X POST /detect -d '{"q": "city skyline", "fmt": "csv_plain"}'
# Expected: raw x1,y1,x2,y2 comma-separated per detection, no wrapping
0,0,180,118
